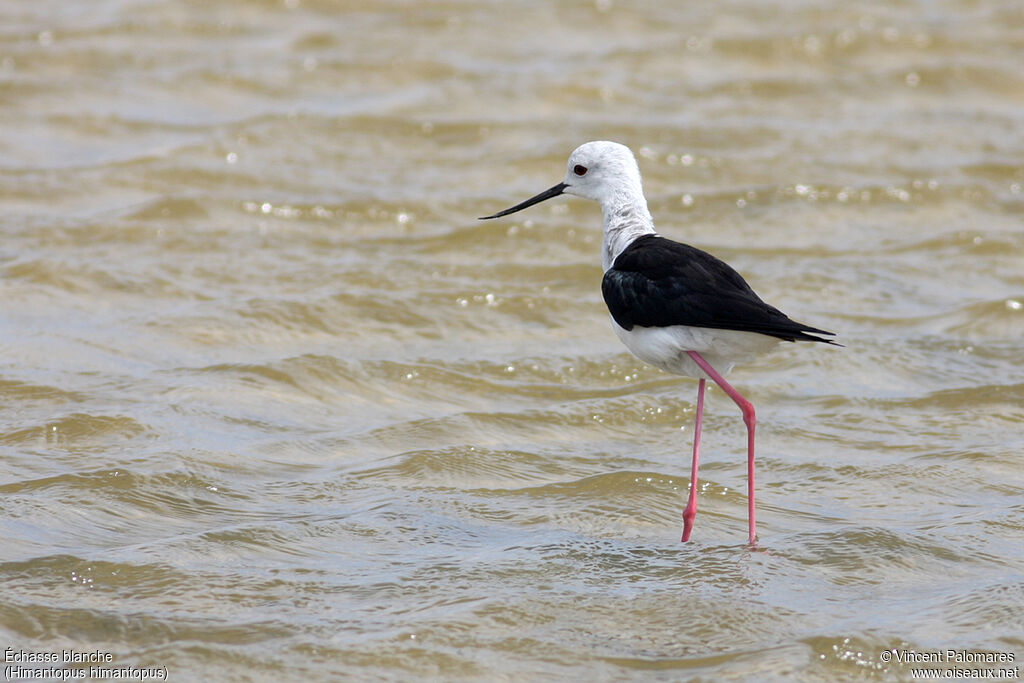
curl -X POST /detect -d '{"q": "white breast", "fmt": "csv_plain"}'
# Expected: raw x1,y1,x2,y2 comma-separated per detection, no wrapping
611,320,780,379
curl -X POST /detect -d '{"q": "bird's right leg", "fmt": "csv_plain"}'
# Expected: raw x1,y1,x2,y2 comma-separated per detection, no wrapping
681,377,706,542
686,350,758,545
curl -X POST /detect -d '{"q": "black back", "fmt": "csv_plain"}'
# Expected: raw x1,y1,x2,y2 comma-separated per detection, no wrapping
601,235,837,343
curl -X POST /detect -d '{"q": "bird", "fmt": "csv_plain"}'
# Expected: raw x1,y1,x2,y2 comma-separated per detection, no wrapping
480,141,838,544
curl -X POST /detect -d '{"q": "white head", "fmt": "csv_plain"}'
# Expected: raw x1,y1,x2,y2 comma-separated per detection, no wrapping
479,141,655,270
560,141,645,203
479,140,648,219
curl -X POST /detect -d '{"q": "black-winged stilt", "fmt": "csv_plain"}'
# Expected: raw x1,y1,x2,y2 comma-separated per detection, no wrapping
480,141,838,544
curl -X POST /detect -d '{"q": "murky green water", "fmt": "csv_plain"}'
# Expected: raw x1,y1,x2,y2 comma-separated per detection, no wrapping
2,0,1022,681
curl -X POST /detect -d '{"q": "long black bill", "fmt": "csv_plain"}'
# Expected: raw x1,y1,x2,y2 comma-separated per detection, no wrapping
479,182,567,220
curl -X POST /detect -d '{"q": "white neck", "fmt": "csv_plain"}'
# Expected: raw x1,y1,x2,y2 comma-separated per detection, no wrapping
600,185,656,271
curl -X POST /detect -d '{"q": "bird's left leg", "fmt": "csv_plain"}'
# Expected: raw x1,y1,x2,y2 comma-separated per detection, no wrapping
686,351,758,545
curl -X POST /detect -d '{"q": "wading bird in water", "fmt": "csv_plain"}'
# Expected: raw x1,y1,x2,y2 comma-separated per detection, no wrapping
480,141,838,544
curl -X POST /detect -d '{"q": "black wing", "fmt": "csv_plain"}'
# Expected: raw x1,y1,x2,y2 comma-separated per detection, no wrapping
601,235,837,343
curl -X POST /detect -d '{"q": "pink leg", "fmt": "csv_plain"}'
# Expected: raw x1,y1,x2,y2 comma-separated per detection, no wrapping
686,351,758,545
681,378,705,542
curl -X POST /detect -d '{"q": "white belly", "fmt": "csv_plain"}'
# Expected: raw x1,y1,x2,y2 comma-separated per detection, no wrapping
611,320,780,378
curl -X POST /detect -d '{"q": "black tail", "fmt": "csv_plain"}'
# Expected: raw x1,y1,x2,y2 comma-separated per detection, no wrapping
783,322,842,346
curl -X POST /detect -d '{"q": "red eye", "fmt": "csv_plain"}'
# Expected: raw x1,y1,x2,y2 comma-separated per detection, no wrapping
574,164,588,176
